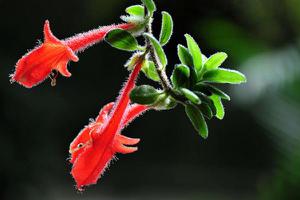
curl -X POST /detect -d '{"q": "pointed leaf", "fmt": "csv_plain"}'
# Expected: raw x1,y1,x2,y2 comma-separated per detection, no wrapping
185,104,208,139
130,85,161,105
210,95,225,120
185,34,202,74
159,11,173,46
180,88,201,105
171,64,190,88
144,33,168,67
126,5,145,16
204,52,228,71
203,68,247,84
177,44,193,67
105,29,138,51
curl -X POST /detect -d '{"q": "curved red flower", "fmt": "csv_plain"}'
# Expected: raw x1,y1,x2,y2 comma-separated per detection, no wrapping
69,59,148,190
10,20,135,88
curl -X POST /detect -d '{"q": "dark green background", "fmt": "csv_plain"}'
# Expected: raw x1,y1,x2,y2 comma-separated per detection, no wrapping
1,0,300,199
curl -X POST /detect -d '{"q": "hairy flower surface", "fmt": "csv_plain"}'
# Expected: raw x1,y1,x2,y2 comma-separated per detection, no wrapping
69,60,147,190
10,20,135,88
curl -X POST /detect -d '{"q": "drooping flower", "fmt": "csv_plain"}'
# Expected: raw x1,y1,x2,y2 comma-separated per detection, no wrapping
10,20,135,88
69,59,148,190
69,102,148,164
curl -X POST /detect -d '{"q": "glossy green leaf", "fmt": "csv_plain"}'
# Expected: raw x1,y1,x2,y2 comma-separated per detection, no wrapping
194,83,230,101
126,5,145,16
177,44,194,67
180,88,201,105
142,61,160,82
159,11,173,46
141,0,156,13
203,68,247,84
144,33,168,67
171,64,190,88
210,95,225,120
130,85,161,105
105,29,138,51
185,34,202,74
185,104,208,139
204,52,228,70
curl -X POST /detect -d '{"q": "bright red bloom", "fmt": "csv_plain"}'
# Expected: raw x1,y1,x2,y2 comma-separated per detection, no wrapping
69,60,148,190
10,20,135,88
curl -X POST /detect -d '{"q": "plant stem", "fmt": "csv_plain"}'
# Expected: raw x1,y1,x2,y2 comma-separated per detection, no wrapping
144,15,186,105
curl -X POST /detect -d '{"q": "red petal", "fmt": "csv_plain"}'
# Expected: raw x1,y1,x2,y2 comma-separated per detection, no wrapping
113,141,138,154
115,134,140,145
43,20,61,44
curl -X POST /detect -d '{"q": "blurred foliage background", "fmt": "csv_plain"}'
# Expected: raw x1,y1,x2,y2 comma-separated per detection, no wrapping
1,0,300,199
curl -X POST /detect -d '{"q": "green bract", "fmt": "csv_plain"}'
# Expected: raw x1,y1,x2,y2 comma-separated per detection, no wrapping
105,29,138,51
130,85,161,105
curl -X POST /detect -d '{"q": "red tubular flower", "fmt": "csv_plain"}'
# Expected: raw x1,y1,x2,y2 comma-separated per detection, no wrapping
10,20,135,88
69,59,148,190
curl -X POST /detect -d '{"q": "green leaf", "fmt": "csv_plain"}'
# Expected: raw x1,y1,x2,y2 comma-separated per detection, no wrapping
194,83,230,101
203,68,247,84
177,44,193,67
198,103,213,119
141,0,156,13
105,29,138,51
210,95,225,120
204,52,228,71
185,104,208,139
159,11,173,46
142,61,160,82
125,5,145,16
171,64,190,88
185,34,202,74
180,88,201,105
130,85,162,105
193,91,216,115
144,33,168,68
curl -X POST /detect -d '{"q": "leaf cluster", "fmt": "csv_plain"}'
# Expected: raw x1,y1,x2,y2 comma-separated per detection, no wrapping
104,0,246,139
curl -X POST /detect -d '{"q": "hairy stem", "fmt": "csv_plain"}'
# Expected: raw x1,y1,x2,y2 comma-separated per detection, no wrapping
144,13,186,105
